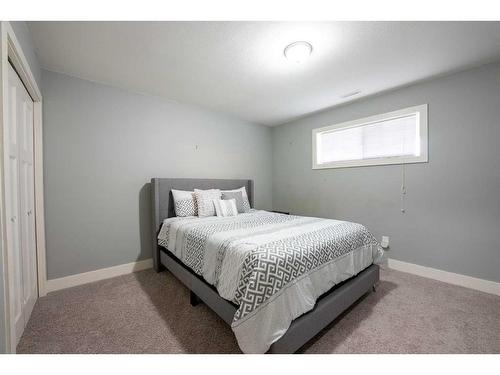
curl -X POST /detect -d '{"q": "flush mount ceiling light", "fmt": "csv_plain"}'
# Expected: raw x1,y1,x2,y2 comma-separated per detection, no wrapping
284,41,313,63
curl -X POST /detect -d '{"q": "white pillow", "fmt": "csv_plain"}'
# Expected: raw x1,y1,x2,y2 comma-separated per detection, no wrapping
213,199,238,217
194,189,221,217
221,186,251,212
171,189,197,217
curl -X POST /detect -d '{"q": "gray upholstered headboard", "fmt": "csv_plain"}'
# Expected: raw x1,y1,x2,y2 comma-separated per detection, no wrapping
150,178,254,271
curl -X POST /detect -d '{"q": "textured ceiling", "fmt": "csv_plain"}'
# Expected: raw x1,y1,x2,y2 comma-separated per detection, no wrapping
29,21,500,125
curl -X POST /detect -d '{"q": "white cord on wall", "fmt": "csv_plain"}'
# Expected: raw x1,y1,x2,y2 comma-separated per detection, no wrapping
401,164,407,213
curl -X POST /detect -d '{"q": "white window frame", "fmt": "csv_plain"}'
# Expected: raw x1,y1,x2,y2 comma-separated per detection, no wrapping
312,104,428,169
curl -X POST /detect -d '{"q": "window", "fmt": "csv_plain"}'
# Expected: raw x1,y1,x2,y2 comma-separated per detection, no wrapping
312,104,428,169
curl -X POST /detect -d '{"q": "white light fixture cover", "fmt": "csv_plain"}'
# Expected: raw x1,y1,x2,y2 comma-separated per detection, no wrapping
284,41,313,63
340,90,361,98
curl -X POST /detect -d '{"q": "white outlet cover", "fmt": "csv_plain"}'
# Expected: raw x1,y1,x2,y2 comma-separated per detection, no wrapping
381,236,390,248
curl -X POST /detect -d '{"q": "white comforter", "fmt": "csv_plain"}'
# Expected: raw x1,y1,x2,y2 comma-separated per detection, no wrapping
158,210,383,353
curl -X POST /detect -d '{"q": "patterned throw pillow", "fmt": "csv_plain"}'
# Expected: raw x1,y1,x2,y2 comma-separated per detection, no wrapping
221,191,246,213
221,187,251,212
194,189,221,217
171,189,197,217
213,199,238,217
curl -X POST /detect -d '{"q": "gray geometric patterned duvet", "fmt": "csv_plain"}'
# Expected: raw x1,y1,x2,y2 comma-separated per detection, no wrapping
157,210,383,353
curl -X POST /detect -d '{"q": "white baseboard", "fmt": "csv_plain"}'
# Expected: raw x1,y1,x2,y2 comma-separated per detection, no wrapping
387,258,500,296
43,257,500,296
45,258,153,294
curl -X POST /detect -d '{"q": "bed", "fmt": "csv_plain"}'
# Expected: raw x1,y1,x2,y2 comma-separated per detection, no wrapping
151,178,382,353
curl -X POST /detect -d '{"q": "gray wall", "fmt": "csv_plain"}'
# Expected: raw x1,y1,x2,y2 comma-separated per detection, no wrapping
272,62,500,283
42,69,273,280
0,21,42,354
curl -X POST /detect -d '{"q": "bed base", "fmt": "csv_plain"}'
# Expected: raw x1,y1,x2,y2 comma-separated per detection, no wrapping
159,248,379,354
160,249,238,324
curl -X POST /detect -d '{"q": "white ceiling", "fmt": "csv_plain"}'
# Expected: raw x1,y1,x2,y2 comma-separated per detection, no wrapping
29,21,500,126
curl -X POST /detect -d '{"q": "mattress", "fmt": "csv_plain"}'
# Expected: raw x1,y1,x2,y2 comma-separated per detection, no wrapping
157,210,383,353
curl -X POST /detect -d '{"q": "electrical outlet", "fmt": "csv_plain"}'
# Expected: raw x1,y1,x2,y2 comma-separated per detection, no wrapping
381,236,390,249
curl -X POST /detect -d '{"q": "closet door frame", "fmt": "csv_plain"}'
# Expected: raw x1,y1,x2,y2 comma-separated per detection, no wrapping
0,22,46,354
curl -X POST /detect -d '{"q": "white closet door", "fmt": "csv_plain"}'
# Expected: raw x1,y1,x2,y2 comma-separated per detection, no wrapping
6,63,24,342
18,68,37,325
5,63,37,344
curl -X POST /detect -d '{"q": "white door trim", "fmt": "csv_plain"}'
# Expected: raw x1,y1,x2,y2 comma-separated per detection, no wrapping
0,21,46,354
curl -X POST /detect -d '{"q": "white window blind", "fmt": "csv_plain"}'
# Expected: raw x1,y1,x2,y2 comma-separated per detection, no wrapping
313,105,428,169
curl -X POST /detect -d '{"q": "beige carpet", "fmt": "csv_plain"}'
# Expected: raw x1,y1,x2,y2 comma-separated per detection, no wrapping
17,267,500,354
